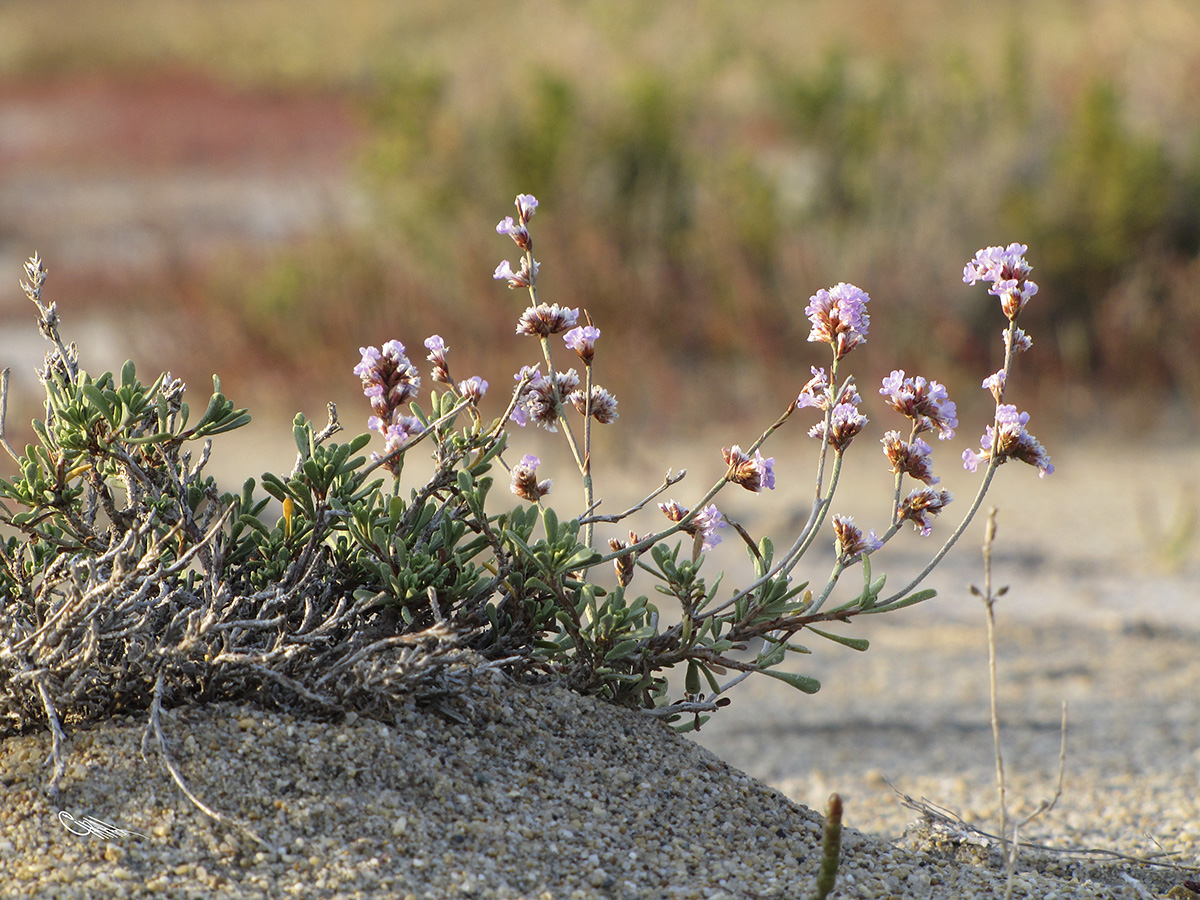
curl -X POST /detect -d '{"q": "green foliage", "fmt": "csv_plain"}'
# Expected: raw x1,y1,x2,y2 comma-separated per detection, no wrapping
0,331,856,727
0,359,246,568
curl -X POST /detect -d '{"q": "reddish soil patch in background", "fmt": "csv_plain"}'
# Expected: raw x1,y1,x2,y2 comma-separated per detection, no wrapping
0,68,366,314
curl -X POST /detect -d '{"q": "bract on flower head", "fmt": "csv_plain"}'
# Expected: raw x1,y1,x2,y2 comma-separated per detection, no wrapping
805,282,870,359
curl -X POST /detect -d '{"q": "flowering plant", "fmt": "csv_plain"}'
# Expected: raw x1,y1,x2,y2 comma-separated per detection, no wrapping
0,201,1050,780
350,197,1051,722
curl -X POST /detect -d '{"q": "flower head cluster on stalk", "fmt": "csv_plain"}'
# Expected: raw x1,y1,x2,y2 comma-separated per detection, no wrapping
805,283,871,359
963,243,1038,321
960,243,1052,480
354,341,426,473
963,405,1054,477
511,454,553,502
879,371,958,440
724,445,776,493
658,499,726,551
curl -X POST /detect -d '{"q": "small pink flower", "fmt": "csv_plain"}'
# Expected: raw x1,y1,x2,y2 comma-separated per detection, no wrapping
658,500,725,551
880,431,940,485
962,405,1053,477
425,335,452,385
879,370,957,440
458,376,488,403
1005,327,1033,354
516,303,578,337
567,385,619,423
496,216,531,251
805,283,870,359
510,454,552,502
494,257,539,289
898,488,954,537
964,244,1038,320
723,445,776,492
982,369,1005,404
809,401,867,452
563,325,601,363
795,367,830,410
833,515,883,562
515,193,538,223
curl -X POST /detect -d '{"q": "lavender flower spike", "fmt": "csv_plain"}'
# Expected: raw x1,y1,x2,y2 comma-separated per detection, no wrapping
355,341,421,427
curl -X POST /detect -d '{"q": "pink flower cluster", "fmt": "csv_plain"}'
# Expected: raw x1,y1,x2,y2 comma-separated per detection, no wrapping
963,243,1038,321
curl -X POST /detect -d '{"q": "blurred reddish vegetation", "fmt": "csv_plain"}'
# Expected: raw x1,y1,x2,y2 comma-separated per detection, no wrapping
2,1,1199,439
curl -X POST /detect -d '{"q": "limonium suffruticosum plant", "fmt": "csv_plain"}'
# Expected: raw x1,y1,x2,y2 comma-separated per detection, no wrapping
351,194,1053,724
1,202,1052,760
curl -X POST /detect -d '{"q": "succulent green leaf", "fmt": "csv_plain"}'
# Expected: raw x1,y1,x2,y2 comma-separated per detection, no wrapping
762,669,821,694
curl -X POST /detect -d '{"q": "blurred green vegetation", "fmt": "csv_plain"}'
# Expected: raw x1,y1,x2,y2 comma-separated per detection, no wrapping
5,0,1200,429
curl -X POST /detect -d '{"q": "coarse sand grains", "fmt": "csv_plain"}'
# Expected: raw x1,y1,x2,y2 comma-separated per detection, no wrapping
2,664,1194,900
